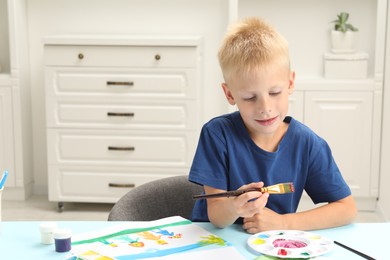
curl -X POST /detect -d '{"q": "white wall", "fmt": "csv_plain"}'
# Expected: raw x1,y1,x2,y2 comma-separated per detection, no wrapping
238,0,377,78
26,0,229,194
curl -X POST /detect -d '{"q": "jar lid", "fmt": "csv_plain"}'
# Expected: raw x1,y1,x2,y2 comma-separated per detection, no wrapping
53,228,72,239
40,222,58,232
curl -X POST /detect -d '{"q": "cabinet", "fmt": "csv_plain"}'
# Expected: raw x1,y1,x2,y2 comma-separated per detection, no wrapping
304,91,373,197
290,80,380,210
44,36,202,209
0,0,33,200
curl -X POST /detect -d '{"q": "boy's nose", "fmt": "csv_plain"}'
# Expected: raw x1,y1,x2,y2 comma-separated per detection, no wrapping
257,97,272,114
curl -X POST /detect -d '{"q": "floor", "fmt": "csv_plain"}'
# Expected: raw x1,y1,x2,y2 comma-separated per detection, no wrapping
2,195,113,221
1,195,388,222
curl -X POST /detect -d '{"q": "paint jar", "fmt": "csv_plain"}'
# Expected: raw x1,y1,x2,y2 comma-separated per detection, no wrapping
39,222,58,244
53,228,72,252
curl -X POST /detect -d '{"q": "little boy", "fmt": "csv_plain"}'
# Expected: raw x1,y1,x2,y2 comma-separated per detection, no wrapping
189,17,356,234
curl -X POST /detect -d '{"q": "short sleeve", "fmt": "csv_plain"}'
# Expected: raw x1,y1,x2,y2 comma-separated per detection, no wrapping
189,122,230,190
305,138,351,203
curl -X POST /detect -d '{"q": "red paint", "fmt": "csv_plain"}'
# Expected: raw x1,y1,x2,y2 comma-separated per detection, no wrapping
278,248,288,256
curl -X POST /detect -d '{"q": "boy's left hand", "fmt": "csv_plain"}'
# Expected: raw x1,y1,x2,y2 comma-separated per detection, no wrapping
242,207,287,234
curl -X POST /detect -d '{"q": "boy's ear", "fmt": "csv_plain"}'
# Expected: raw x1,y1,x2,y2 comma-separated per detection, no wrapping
288,71,295,95
221,83,236,105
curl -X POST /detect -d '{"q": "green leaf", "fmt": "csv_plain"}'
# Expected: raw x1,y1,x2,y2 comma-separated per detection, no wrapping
346,24,359,32
331,12,358,32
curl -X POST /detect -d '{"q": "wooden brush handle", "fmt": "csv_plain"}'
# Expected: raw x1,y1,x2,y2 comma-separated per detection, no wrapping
192,188,260,199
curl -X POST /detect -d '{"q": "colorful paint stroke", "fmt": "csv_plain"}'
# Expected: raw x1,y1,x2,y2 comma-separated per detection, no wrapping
247,230,333,259
67,216,239,260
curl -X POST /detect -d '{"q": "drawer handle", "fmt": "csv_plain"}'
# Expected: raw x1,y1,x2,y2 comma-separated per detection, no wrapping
78,53,84,60
155,54,161,61
107,81,134,86
107,112,135,117
108,183,135,188
108,146,135,151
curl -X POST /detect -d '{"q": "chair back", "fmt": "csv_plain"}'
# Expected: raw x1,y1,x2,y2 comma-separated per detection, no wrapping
108,175,203,221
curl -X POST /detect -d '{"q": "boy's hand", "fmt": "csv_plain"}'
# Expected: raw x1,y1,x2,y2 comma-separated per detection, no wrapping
232,182,269,218
242,207,286,234
204,182,270,228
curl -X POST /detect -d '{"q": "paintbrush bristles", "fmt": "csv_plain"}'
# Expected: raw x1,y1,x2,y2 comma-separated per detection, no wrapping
260,182,294,194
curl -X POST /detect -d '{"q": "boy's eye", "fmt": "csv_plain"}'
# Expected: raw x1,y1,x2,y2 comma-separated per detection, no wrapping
243,96,256,101
270,92,281,96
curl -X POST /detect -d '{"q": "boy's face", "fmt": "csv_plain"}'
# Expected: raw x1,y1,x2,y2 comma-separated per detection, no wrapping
222,64,295,139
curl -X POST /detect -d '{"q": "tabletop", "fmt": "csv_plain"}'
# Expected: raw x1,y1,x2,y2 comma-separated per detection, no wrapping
0,220,387,259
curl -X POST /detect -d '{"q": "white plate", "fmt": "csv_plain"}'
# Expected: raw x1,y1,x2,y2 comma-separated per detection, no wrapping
247,230,333,258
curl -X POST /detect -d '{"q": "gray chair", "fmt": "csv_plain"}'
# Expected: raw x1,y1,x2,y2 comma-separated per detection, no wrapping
108,175,203,221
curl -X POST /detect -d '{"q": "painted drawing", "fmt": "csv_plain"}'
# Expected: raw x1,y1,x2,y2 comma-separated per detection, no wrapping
67,216,233,260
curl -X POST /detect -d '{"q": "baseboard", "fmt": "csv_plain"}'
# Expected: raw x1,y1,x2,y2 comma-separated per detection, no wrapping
2,182,33,200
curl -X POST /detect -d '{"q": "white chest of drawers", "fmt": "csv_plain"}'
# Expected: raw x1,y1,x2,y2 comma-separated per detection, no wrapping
43,35,202,210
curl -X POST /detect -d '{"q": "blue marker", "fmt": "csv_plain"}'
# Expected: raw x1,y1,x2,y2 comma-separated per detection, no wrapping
0,170,9,189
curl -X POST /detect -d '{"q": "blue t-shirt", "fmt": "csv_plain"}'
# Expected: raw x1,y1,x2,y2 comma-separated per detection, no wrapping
189,111,351,222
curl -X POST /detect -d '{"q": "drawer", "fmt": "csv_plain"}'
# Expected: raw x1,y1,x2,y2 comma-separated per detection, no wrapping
45,67,197,98
48,165,187,202
46,100,198,129
47,129,197,167
44,45,198,68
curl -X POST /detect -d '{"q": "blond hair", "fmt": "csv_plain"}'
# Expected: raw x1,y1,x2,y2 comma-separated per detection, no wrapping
218,17,290,82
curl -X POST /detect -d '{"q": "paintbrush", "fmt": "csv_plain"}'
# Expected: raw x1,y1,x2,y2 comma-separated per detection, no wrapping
334,241,376,260
192,182,294,200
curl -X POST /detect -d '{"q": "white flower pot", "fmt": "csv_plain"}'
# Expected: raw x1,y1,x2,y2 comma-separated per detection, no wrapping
330,30,356,53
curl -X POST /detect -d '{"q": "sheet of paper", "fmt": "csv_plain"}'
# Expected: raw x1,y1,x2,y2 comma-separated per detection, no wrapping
68,216,245,260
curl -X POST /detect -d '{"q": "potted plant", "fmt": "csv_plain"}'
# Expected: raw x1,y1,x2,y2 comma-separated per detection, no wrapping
330,12,358,53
